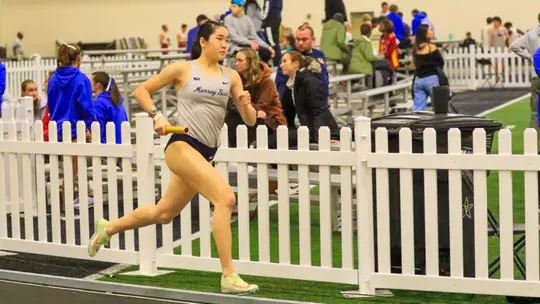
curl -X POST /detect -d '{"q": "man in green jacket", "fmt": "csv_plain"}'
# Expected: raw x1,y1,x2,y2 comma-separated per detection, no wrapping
348,23,381,76
320,13,351,72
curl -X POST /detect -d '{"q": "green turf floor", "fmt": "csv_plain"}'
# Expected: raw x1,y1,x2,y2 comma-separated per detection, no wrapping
101,98,533,303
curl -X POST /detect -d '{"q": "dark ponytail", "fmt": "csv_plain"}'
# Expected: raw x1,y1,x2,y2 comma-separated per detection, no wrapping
190,20,226,60
92,71,122,107
57,43,81,68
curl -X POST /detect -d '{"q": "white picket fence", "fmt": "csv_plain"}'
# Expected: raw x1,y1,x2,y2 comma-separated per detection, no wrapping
443,46,534,90
1,98,540,298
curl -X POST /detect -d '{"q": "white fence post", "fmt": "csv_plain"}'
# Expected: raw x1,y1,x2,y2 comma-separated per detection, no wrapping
469,45,477,90
355,116,376,295
135,113,158,275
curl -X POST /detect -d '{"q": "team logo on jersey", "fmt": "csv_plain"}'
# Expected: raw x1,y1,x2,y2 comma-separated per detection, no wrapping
194,77,200,81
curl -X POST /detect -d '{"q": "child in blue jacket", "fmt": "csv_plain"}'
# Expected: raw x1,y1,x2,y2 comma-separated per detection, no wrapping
91,71,128,144
47,44,95,140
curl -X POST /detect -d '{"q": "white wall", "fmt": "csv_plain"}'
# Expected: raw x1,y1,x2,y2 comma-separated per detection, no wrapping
2,0,539,57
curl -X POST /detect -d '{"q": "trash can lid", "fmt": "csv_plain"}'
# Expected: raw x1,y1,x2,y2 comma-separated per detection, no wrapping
370,112,502,132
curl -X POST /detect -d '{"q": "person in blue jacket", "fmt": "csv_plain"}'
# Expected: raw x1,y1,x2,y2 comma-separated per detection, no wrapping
185,14,209,54
47,44,95,141
534,47,540,124
91,71,128,144
0,61,5,115
387,4,405,41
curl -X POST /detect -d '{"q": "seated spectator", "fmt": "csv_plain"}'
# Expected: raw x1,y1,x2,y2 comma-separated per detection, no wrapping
226,48,287,147
186,14,209,54
224,0,275,63
275,25,329,125
281,34,295,52
275,50,340,147
460,32,477,50
21,80,47,121
349,24,381,76
0,60,5,114
90,71,128,144
379,19,399,72
412,24,445,111
386,4,405,41
320,13,351,72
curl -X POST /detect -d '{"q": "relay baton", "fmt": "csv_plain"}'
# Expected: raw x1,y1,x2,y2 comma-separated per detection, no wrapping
165,126,189,134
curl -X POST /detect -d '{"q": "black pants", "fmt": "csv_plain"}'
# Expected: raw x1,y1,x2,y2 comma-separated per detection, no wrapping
225,110,272,148
262,18,282,67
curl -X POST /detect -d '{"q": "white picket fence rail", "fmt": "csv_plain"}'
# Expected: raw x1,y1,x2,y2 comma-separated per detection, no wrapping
443,46,534,90
1,97,540,298
3,46,534,100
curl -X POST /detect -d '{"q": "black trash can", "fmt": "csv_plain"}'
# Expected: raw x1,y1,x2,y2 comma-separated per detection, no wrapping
370,112,502,277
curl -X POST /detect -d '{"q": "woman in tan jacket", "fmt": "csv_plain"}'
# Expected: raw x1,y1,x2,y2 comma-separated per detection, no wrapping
226,48,287,147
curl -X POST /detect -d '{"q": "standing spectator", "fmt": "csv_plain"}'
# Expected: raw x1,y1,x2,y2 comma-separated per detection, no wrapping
21,80,47,121
412,24,445,111
226,48,286,147
535,47,540,118
224,0,275,63
177,24,188,48
325,0,347,23
13,32,24,60
186,14,209,54
261,0,283,66
379,19,399,72
411,10,429,36
379,2,389,16
90,71,128,144
510,17,540,144
387,4,405,41
489,17,509,49
320,13,351,72
160,24,171,55
481,17,493,49
47,44,95,213
275,24,329,113
0,60,5,114
47,44,95,140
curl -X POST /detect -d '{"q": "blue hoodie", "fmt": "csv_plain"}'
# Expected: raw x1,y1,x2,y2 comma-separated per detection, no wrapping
411,13,426,36
47,66,95,140
276,48,329,101
0,62,5,115
94,92,128,144
186,25,200,54
534,48,540,125
387,12,405,41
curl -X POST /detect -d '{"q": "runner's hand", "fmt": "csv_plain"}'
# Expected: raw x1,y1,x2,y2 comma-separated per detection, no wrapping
154,115,170,136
